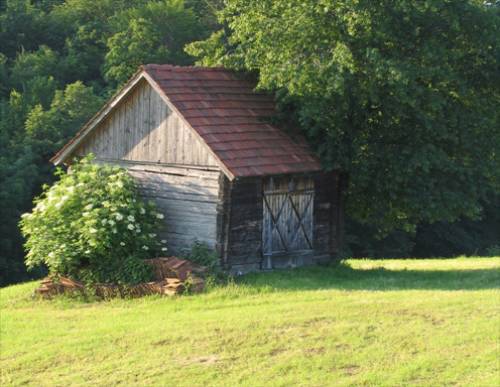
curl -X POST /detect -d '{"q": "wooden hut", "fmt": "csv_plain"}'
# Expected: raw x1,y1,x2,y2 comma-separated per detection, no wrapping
51,65,343,273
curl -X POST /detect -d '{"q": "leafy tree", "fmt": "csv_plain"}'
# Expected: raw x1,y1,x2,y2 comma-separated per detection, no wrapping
187,0,500,235
49,0,137,89
0,0,218,285
0,82,102,286
104,0,205,86
25,81,103,155
0,0,47,59
1,0,496,287
9,45,59,108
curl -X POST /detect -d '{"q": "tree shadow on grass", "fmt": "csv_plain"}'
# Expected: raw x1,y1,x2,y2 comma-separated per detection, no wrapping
237,263,500,292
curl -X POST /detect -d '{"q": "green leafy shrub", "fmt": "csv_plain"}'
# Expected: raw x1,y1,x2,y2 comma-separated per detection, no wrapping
186,240,219,272
485,245,500,257
20,156,167,285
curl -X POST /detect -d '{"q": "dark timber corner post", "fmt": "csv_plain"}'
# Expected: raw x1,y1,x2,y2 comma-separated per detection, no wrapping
216,174,232,270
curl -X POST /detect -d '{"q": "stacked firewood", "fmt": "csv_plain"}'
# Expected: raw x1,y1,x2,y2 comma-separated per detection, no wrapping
36,276,85,297
35,257,207,299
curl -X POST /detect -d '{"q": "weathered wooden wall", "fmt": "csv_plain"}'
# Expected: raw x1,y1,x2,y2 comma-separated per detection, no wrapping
225,177,264,272
69,77,340,269
75,80,219,167
225,172,339,273
122,162,219,255
74,80,222,255
262,176,315,257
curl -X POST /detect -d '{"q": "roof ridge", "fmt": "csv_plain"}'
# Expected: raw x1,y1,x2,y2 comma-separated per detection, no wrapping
142,64,231,72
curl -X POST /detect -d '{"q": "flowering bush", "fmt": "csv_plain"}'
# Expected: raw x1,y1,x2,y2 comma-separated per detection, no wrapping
20,156,167,285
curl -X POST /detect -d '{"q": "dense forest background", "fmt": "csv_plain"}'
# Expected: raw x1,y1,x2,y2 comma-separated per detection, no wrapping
1,0,499,286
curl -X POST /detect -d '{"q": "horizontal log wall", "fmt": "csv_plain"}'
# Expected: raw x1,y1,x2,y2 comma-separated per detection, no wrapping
72,79,223,256
225,172,339,272
226,177,264,270
96,160,220,256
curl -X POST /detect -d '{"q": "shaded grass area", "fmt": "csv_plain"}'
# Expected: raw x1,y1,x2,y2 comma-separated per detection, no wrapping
240,257,500,292
1,258,499,386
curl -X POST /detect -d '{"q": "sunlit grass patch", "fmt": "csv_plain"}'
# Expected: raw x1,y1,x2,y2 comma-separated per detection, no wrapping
1,257,499,386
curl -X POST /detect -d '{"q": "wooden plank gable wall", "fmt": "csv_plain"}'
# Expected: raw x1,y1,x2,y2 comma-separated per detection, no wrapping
76,80,219,167
74,80,221,254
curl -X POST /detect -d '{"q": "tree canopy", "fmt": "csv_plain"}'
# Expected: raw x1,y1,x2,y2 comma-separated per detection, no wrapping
187,0,500,233
0,0,498,285
0,0,217,285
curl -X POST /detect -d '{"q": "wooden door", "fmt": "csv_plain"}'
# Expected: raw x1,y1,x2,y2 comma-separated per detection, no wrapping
262,176,314,258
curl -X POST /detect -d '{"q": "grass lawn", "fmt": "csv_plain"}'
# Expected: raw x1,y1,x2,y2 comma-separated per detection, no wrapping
1,257,499,386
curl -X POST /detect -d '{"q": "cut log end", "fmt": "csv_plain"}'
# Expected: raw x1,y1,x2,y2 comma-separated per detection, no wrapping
35,257,206,299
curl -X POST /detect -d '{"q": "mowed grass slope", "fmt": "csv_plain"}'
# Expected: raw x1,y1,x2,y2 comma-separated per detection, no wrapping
1,258,499,386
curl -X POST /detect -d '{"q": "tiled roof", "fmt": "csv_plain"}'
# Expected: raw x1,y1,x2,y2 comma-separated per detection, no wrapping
143,64,322,178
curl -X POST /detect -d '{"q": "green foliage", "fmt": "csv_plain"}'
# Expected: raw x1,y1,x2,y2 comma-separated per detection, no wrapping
20,156,166,285
1,0,498,286
0,0,217,285
25,81,103,151
188,0,500,234
2,258,500,385
485,245,500,256
185,240,219,272
104,0,204,87
0,0,49,59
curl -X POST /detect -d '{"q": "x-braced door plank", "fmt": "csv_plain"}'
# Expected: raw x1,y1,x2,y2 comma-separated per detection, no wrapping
287,193,314,249
263,193,288,252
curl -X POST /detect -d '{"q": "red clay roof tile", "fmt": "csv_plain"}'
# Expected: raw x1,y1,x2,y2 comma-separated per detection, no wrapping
143,64,322,178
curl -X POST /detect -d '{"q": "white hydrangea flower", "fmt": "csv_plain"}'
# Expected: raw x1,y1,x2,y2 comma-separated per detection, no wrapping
112,228,117,234
127,215,135,222
161,247,168,252
142,245,149,250
120,242,125,246
161,239,167,244
139,207,145,214
115,213,123,221
101,219,107,225
108,219,115,226
127,223,135,230
156,213,164,219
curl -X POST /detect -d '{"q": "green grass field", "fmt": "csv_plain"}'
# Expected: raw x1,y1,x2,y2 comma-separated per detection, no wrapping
1,258,499,386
